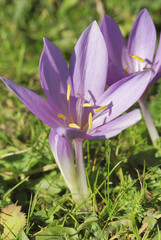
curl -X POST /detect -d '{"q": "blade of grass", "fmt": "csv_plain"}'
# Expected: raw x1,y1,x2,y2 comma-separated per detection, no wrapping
3,176,29,199
131,210,141,240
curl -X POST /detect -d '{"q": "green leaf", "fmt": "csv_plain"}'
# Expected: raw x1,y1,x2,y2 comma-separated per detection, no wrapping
0,204,26,239
77,215,98,232
35,226,78,240
153,231,161,240
131,211,141,240
17,230,29,240
143,216,157,230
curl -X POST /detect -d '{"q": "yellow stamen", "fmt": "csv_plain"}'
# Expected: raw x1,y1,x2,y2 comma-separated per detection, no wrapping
67,84,71,101
143,67,153,72
88,112,92,130
69,123,80,129
131,54,144,63
57,113,67,121
83,103,92,107
82,122,88,131
125,66,129,73
94,106,107,113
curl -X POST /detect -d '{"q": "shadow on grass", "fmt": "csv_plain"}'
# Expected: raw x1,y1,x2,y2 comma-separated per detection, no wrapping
128,147,161,169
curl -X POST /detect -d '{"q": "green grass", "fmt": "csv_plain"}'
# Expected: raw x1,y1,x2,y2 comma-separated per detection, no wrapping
1,0,161,239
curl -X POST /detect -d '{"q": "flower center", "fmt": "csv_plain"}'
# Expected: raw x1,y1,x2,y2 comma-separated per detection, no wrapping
69,123,80,129
94,106,107,113
57,84,108,132
125,54,153,73
131,54,144,63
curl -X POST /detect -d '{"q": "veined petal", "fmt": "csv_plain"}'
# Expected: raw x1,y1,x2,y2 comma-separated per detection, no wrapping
152,34,161,85
100,14,127,66
49,128,80,195
1,77,58,128
93,70,151,128
107,63,129,86
86,109,141,140
69,21,108,103
39,38,71,112
128,9,156,71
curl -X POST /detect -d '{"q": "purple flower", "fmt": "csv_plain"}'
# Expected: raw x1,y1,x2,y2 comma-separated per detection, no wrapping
1,21,151,203
1,22,151,142
100,9,160,144
100,8,161,87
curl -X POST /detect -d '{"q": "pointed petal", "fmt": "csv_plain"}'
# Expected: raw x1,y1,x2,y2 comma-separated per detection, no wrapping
69,21,108,103
100,14,127,66
1,77,58,128
86,109,141,140
107,63,129,86
128,9,156,70
93,70,151,128
49,128,80,195
151,34,161,84
39,38,71,112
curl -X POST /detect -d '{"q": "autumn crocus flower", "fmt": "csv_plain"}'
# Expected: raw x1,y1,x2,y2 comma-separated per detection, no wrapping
1,21,151,203
100,8,161,144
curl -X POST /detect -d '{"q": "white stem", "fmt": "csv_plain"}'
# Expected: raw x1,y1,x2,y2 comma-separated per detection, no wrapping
139,97,159,144
74,139,88,202
64,167,81,204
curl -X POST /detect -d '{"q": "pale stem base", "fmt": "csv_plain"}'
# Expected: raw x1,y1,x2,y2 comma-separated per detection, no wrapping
139,96,159,145
74,139,88,204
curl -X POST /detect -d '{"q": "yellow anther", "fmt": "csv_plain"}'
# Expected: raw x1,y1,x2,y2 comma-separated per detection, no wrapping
83,103,92,107
67,84,71,101
131,54,144,63
94,106,107,113
88,112,92,130
82,123,88,131
57,113,67,121
69,123,80,129
143,67,153,72
125,66,129,73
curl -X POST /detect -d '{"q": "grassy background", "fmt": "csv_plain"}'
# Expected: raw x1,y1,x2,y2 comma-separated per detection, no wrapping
1,0,161,239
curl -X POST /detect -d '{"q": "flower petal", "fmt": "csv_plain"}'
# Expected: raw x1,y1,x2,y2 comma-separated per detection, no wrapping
100,14,127,66
69,21,108,103
1,77,58,128
92,70,151,128
151,34,161,84
86,109,141,140
128,9,156,71
107,63,129,86
49,128,80,196
56,126,86,139
39,38,70,112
